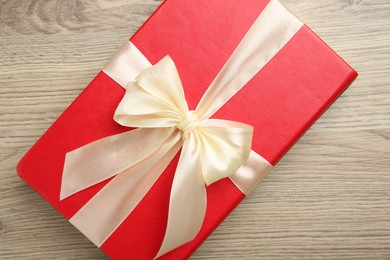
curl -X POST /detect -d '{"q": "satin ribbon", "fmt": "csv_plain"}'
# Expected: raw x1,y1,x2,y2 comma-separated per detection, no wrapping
60,0,303,257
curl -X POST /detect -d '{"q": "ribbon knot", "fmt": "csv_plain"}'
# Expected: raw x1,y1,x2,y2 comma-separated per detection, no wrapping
177,111,199,138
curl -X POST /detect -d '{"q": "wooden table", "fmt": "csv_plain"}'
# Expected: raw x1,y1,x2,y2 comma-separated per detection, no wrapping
1,0,389,259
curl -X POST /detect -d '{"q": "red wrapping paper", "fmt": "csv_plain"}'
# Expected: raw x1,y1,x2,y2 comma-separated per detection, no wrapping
17,0,357,259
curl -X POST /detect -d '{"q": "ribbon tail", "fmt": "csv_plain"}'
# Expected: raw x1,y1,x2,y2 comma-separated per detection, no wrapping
156,132,207,258
60,127,174,200
69,131,182,247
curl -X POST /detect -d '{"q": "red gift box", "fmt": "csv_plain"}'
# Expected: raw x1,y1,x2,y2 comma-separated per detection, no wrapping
17,0,357,259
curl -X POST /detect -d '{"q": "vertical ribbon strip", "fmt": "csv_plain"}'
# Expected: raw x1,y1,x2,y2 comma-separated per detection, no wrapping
60,0,303,257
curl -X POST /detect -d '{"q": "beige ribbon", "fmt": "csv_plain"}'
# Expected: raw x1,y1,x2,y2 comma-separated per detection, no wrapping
60,0,303,257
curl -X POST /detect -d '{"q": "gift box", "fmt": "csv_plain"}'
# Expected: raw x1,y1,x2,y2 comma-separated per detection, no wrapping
17,0,357,259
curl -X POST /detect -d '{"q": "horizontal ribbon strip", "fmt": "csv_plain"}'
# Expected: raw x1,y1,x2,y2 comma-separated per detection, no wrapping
61,0,303,258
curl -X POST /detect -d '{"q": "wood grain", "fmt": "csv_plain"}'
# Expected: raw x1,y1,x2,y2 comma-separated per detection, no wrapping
0,0,389,259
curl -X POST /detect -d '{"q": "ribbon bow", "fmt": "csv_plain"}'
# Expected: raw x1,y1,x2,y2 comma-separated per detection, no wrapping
115,56,253,185
61,56,253,257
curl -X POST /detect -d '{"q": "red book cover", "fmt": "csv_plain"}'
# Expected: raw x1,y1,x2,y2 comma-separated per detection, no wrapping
17,0,357,259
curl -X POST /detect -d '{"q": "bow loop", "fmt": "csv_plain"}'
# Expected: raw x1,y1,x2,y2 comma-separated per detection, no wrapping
114,56,189,128
196,119,253,185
